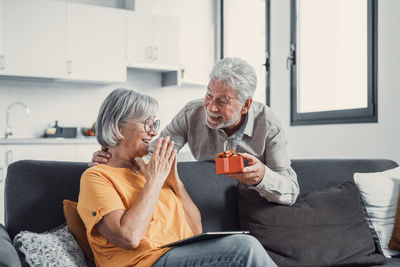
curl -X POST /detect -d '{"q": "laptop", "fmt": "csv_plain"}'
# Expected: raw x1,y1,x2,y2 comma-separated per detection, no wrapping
160,231,250,248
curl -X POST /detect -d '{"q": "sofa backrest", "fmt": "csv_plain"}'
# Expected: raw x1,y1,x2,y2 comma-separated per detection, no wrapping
5,159,398,240
175,161,240,232
5,160,240,240
5,160,88,240
292,159,398,194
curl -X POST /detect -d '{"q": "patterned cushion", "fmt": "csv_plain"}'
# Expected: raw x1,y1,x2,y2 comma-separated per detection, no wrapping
13,224,88,267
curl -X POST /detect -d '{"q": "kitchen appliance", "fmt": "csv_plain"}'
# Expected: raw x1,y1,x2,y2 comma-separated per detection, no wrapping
43,121,77,138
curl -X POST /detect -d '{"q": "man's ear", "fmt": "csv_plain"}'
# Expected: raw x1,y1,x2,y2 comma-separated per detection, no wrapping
241,98,253,114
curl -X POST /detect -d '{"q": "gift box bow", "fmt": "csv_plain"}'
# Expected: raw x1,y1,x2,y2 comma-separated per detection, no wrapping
217,150,236,158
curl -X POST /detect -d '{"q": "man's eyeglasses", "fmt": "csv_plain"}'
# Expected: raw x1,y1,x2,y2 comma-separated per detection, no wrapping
205,92,236,107
144,118,160,133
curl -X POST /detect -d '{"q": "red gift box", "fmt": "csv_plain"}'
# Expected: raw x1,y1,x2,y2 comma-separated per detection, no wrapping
215,155,244,174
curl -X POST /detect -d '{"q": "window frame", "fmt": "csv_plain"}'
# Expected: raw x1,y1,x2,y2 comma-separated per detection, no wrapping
290,0,378,126
219,0,271,106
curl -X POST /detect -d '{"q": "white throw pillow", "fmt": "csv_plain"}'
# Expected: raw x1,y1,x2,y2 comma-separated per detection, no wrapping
354,166,400,258
13,224,88,267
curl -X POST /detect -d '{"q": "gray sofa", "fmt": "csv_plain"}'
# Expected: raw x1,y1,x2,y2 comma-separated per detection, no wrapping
1,159,399,267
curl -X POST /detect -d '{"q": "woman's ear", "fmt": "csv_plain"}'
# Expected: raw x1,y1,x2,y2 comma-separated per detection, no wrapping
241,98,253,114
117,123,126,137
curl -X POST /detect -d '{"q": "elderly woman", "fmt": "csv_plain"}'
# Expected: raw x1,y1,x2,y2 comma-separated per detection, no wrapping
78,88,276,267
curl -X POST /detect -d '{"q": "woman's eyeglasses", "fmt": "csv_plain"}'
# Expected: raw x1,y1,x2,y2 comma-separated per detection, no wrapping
144,118,160,133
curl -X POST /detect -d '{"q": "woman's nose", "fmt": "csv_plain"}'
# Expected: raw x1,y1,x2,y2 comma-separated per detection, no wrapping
148,127,158,136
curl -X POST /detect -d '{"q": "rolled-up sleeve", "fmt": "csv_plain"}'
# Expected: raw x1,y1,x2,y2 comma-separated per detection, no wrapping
77,171,126,234
248,127,299,205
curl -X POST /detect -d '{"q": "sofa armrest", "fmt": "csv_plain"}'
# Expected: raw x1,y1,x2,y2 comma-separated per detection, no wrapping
0,223,21,267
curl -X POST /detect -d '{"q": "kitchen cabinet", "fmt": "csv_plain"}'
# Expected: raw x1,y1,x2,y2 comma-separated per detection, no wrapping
6,145,77,163
134,0,215,86
0,0,67,79
0,0,126,83
75,143,101,162
0,0,183,85
0,146,7,225
178,1,215,86
1,143,100,166
66,3,126,83
126,12,180,86
127,12,179,67
126,12,153,65
0,142,99,224
151,15,180,67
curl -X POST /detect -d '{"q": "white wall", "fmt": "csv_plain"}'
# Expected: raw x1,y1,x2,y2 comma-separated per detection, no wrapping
0,71,205,139
271,0,400,164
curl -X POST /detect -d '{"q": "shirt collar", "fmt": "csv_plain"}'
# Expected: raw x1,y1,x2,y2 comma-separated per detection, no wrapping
243,105,254,137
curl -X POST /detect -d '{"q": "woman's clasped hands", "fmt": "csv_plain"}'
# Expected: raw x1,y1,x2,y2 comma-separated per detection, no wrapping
135,136,177,184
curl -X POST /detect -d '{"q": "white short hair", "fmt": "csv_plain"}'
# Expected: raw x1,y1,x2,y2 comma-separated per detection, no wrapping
210,57,257,102
96,88,159,147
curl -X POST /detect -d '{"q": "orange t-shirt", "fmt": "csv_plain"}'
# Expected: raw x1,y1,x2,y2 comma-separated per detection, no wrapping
77,164,193,267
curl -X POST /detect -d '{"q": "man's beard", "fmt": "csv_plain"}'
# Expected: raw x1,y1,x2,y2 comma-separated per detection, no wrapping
204,108,242,130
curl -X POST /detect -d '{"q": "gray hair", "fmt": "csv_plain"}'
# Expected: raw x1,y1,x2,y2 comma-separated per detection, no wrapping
96,88,159,147
209,57,257,102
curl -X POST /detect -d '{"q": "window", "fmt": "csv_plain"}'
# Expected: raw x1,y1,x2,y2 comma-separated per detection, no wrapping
289,0,377,125
221,0,270,105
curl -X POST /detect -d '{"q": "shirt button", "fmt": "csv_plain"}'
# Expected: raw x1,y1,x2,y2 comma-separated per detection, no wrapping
92,211,97,216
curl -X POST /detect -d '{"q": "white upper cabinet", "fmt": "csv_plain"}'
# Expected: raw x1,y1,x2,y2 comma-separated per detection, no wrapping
66,3,126,83
127,12,180,69
0,0,126,83
126,12,153,65
0,0,183,84
152,15,180,66
0,0,67,78
134,0,215,86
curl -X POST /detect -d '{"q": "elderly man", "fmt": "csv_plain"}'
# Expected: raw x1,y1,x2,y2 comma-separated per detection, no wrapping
91,57,299,206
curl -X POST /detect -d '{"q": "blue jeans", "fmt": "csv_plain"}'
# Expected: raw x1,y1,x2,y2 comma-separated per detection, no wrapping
152,234,277,267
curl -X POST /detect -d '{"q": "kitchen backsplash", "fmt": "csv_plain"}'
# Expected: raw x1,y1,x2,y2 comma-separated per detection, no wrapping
0,69,205,139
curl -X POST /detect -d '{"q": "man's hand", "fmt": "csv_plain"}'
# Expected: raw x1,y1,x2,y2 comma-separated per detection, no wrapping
88,146,111,167
226,152,266,186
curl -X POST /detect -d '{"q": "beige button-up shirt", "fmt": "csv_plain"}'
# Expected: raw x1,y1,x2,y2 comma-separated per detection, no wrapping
150,99,299,206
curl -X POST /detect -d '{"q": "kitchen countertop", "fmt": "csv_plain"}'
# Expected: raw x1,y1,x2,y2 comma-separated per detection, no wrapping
0,137,98,145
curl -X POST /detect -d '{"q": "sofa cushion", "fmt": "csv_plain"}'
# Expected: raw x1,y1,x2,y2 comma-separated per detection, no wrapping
354,166,400,257
63,200,95,267
13,224,87,267
389,192,400,250
238,181,386,267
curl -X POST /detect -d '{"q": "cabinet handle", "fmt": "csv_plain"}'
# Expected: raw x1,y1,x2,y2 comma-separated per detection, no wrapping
5,150,12,166
0,55,5,70
67,60,72,74
152,47,159,61
0,166,3,183
145,46,152,60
